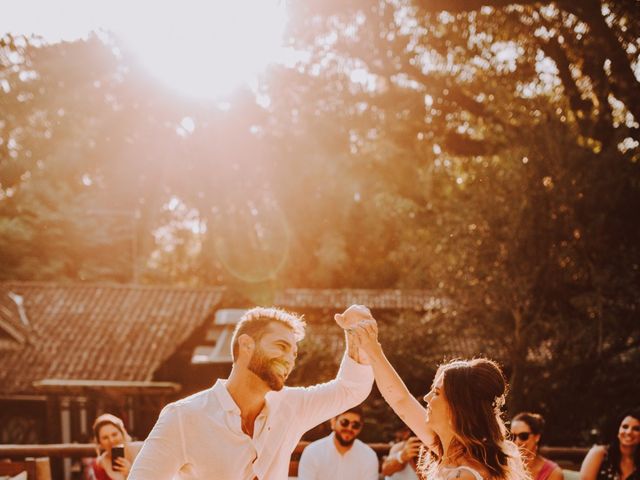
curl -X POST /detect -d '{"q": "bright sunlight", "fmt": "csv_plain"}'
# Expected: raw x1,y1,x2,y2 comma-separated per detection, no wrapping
115,0,289,99
2,0,289,100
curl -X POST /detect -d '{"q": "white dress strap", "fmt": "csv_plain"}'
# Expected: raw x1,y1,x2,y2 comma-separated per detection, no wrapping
444,465,484,480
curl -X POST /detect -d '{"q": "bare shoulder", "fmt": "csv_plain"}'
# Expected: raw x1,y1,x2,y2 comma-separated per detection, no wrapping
587,445,607,459
581,445,607,471
456,470,480,480
581,445,608,480
549,465,565,480
449,465,485,480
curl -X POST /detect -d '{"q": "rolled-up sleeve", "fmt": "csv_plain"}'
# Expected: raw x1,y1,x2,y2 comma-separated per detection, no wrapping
295,354,374,431
129,404,186,480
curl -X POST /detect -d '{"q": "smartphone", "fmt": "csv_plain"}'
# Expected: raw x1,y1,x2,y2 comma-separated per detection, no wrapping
111,445,125,469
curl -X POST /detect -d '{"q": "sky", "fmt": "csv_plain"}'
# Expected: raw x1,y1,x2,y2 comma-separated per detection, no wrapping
2,0,123,41
1,0,292,99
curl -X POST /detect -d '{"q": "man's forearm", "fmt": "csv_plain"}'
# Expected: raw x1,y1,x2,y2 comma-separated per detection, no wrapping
381,454,406,475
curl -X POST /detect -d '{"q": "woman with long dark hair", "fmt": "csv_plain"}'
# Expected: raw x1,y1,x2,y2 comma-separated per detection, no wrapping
580,410,640,480
349,317,528,480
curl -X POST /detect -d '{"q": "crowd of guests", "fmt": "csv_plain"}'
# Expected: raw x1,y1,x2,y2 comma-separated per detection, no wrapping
86,402,639,480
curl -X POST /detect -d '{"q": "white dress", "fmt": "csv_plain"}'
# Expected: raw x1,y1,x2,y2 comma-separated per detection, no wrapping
438,465,484,480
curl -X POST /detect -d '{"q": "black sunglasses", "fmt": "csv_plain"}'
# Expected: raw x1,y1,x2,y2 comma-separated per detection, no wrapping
512,432,532,441
338,419,362,430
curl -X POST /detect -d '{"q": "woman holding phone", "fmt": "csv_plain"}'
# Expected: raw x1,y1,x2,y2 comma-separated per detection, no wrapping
92,413,141,480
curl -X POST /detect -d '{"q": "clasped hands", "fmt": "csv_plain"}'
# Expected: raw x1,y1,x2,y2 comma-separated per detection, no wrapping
334,304,380,362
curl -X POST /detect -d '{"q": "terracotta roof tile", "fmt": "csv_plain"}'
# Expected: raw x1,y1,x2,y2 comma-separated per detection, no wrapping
0,283,446,396
0,282,225,395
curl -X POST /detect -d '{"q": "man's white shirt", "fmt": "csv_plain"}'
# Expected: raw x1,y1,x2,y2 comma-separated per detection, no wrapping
128,355,373,480
297,433,379,480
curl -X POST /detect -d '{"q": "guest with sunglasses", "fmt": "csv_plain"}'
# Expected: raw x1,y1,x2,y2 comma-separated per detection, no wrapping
510,412,563,480
580,409,640,480
298,405,379,480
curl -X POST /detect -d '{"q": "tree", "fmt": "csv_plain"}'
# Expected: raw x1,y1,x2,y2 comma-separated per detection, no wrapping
273,0,640,441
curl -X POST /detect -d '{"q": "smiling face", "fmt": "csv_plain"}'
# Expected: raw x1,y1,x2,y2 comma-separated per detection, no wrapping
510,419,540,458
331,412,363,447
97,423,125,453
618,415,640,449
423,372,451,433
247,322,298,391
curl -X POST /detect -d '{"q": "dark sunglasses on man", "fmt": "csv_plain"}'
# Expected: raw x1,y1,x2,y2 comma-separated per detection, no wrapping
338,419,362,430
512,432,532,441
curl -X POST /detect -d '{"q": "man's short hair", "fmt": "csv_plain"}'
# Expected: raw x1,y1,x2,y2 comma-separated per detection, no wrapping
231,307,306,361
336,405,364,420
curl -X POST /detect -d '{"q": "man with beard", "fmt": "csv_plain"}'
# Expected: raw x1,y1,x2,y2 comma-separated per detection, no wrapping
297,405,379,480
129,305,374,480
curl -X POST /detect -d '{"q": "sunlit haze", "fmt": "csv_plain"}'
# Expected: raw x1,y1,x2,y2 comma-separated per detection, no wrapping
2,0,290,99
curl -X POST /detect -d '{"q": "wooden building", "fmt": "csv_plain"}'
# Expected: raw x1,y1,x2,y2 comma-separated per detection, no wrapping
0,281,443,446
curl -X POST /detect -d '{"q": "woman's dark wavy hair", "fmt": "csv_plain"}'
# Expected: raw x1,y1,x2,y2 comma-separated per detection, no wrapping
606,409,640,475
512,412,545,436
420,358,528,480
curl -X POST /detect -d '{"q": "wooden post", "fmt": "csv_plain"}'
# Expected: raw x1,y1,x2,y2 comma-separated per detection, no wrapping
59,397,72,480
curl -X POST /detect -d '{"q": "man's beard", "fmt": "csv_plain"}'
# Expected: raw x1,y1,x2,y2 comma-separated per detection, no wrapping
334,431,357,447
248,348,286,391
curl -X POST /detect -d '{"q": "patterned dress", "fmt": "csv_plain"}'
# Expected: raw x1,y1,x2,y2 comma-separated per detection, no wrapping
597,451,639,480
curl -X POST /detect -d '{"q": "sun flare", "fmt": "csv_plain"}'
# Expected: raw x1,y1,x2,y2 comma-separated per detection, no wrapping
115,0,288,99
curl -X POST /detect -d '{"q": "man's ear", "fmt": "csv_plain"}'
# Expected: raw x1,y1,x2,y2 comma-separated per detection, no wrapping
238,334,255,357
330,417,337,431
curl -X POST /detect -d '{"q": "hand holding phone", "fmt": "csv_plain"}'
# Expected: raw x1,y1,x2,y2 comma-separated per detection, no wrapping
111,444,125,470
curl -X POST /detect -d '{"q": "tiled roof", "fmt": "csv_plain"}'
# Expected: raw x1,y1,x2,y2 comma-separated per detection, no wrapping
0,282,445,396
274,289,444,311
0,289,29,347
0,282,225,395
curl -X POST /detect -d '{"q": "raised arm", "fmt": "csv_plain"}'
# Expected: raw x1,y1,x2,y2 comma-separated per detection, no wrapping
350,319,436,447
286,305,375,432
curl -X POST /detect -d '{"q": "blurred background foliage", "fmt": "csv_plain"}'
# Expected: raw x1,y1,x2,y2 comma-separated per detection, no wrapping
1,0,639,444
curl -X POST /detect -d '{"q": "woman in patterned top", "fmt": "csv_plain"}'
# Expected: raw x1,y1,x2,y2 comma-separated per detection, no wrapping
580,410,640,480
510,412,562,480
349,317,529,480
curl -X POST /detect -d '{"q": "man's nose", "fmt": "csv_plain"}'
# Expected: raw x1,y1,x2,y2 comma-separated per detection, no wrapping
285,351,296,366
